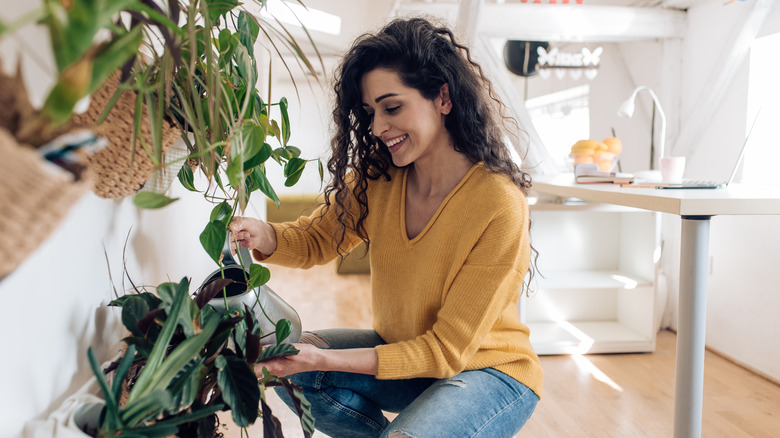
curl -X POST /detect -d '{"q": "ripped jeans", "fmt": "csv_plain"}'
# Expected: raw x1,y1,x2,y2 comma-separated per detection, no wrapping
274,329,538,438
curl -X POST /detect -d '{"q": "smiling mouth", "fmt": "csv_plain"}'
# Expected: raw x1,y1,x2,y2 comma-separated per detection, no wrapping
384,134,407,152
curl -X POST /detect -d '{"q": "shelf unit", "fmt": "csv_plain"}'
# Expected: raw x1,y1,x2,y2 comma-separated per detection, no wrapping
519,198,659,355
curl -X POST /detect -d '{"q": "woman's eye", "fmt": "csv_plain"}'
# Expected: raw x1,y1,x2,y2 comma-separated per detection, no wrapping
386,105,401,114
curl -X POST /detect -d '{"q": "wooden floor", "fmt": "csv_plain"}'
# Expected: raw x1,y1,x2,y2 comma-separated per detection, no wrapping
222,262,780,438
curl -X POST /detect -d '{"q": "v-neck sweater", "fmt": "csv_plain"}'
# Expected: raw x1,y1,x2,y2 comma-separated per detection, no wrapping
256,163,543,398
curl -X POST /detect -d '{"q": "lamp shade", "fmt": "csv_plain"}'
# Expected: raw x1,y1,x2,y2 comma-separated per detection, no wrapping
617,98,636,118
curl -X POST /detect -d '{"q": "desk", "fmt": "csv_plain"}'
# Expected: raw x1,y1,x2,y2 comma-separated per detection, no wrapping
532,174,780,438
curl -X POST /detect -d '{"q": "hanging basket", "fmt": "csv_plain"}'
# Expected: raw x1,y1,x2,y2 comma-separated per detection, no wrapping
71,73,181,199
0,128,92,280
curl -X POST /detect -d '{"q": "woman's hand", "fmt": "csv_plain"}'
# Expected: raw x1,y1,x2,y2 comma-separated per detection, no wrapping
229,216,277,257
255,343,325,377
254,345,379,378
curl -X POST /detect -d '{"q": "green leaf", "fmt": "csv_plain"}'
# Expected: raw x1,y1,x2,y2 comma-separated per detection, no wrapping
262,398,285,438
274,378,316,438
205,0,240,24
200,220,227,265
217,28,233,56
177,162,198,192
259,343,299,362
87,347,121,429
166,357,205,412
275,319,292,345
244,142,273,171
216,355,261,427
122,296,150,336
127,278,190,404
88,26,144,95
132,404,224,435
233,318,249,358
238,11,260,51
210,201,232,223
244,310,262,364
284,157,307,187
111,292,162,310
133,191,179,209
41,58,92,125
111,344,137,402
279,97,290,146
130,315,220,407
270,119,282,141
234,43,257,90
226,151,245,191
156,282,179,308
248,264,271,289
120,389,172,427
251,166,280,207
286,146,302,158
239,123,266,166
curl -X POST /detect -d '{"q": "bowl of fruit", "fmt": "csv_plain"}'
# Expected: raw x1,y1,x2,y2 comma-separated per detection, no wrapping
569,136,622,172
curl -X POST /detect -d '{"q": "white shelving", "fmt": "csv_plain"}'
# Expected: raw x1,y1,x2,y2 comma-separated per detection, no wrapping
520,199,659,355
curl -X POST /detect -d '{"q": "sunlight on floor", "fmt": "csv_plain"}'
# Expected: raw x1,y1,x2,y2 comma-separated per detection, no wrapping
572,354,623,392
557,320,595,352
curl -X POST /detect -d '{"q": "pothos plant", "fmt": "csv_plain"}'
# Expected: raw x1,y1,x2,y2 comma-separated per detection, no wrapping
128,0,323,262
82,0,324,436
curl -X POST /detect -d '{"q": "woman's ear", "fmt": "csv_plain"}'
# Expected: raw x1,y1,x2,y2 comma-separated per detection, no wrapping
438,83,453,115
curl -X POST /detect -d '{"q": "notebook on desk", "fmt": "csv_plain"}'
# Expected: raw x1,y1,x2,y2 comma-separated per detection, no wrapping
653,110,760,189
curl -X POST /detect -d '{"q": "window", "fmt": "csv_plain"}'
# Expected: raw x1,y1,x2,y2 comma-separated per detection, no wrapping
525,85,590,171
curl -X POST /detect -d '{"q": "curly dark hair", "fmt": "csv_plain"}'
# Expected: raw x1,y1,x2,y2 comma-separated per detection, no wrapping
317,17,537,289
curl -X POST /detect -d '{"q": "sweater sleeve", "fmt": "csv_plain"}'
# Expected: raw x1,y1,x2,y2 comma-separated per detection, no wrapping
375,200,530,380
253,203,363,269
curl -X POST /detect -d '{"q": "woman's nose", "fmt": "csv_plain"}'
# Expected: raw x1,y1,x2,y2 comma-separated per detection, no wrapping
372,113,389,136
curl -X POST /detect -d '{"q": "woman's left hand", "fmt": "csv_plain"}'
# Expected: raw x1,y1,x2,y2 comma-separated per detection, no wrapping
255,343,324,377
254,344,379,377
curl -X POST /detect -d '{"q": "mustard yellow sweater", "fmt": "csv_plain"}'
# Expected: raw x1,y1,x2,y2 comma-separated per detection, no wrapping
257,164,543,398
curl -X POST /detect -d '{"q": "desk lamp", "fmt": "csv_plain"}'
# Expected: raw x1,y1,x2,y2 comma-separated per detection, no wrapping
618,85,666,181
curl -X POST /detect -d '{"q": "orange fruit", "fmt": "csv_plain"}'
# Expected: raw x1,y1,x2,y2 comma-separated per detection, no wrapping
573,154,594,165
570,139,607,157
602,136,622,154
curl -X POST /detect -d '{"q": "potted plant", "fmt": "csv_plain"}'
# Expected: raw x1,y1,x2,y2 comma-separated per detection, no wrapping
78,1,323,436
84,275,314,437
4,0,323,433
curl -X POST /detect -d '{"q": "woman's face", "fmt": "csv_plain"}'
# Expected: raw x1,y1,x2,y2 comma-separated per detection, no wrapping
360,68,452,168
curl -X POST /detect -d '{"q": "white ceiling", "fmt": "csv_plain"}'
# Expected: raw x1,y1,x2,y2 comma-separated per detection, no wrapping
281,0,697,58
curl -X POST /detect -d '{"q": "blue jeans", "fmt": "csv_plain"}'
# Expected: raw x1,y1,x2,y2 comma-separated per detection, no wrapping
274,329,538,438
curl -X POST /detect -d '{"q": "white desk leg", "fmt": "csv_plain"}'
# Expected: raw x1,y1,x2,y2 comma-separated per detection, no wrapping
674,216,711,438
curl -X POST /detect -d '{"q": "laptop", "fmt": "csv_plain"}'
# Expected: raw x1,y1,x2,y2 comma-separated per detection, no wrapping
654,110,760,189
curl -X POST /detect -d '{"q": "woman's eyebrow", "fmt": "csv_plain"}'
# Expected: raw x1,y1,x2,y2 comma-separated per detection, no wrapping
362,92,399,108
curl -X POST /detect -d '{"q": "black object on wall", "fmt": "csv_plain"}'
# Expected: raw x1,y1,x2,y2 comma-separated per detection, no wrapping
503,40,550,77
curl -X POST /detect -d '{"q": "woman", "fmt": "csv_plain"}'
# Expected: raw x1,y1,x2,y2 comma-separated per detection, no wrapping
230,17,543,438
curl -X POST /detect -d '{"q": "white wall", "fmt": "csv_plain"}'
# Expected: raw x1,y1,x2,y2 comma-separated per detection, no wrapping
661,1,780,382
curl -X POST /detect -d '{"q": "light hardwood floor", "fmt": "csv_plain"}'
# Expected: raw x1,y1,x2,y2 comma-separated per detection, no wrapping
222,262,780,437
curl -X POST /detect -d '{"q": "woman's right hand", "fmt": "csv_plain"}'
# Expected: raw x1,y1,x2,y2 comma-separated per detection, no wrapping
229,216,278,257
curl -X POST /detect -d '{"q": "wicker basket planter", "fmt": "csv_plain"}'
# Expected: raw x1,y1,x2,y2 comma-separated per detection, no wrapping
71,73,181,199
0,128,92,279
